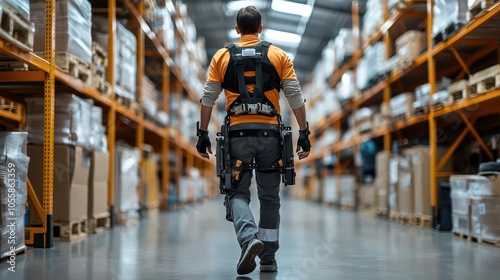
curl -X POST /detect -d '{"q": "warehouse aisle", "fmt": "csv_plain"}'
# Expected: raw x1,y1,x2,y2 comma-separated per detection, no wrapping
2,197,500,280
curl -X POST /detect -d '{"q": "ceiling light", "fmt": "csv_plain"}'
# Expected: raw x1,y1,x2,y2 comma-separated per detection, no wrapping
271,0,313,18
225,0,267,14
263,29,301,48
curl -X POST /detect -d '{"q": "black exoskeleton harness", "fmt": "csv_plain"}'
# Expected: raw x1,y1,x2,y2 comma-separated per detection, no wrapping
223,41,281,116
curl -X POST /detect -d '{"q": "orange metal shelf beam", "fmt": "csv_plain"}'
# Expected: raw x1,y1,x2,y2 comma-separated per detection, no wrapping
55,70,113,107
0,39,50,72
434,89,500,117
0,71,46,82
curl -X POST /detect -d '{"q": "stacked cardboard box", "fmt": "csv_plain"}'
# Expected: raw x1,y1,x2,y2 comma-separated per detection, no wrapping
359,184,377,212
88,150,109,230
0,132,30,259
471,194,500,243
28,145,90,225
26,93,93,150
31,0,93,63
340,175,357,208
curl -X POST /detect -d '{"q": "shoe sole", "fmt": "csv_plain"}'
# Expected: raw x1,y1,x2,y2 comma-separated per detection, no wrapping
237,240,264,275
260,265,278,273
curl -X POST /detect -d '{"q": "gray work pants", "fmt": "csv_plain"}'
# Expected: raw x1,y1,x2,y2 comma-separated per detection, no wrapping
228,133,281,262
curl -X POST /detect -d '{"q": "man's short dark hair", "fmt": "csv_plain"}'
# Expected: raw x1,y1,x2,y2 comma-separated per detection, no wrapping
236,6,262,35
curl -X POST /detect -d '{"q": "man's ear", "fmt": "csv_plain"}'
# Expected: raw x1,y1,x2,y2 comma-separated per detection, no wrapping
258,24,263,34
235,25,241,34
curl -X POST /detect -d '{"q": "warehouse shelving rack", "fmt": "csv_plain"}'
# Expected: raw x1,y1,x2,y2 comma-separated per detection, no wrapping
305,0,500,221
0,0,215,248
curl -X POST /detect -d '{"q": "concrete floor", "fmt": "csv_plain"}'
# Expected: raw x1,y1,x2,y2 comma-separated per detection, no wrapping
2,197,500,280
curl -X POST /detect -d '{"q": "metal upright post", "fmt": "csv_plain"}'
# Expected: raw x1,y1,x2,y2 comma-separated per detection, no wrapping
427,0,438,221
161,62,170,209
107,0,117,226
38,0,56,248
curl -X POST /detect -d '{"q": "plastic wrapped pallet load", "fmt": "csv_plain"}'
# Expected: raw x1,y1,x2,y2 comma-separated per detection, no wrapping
322,175,338,204
114,144,140,225
335,29,356,66
340,175,357,207
89,106,108,153
92,16,137,101
3,0,30,20
26,94,93,150
390,92,415,120
0,132,29,259
450,175,475,236
375,151,391,214
26,94,93,147
397,155,413,217
31,0,93,63
432,0,468,38
471,195,500,244
362,0,384,40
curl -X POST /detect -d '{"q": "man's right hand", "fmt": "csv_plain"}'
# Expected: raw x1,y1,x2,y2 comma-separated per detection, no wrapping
196,129,212,159
297,126,311,160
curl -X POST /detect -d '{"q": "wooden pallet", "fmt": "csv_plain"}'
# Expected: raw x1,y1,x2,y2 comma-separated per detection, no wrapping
88,212,110,234
433,21,465,45
467,0,499,21
392,113,410,124
393,58,414,73
360,206,377,217
0,2,34,52
55,52,91,86
376,208,388,217
414,214,432,228
91,41,108,69
0,245,27,260
388,210,399,222
397,213,416,226
91,76,112,97
116,95,142,115
90,63,106,80
115,210,139,226
469,64,500,95
447,79,471,103
53,218,88,241
0,60,28,71
452,230,471,240
470,235,500,247
340,204,356,211
0,96,21,114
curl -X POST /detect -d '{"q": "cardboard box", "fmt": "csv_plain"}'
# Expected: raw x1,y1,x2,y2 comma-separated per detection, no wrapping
28,145,89,223
340,175,357,206
88,151,109,217
359,184,376,208
144,158,160,209
396,31,427,63
471,196,500,242
407,146,453,216
397,155,413,215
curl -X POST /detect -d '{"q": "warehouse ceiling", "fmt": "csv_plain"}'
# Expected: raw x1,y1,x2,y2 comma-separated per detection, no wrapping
181,0,367,84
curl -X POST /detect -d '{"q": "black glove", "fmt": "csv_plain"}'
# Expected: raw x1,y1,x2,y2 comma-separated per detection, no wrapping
297,123,311,152
196,128,211,154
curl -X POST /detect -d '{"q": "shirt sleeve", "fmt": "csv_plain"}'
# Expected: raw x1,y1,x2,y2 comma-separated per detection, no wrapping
201,48,226,107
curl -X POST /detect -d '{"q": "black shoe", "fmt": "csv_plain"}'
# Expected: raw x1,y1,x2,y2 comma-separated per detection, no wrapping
260,259,278,272
237,239,264,275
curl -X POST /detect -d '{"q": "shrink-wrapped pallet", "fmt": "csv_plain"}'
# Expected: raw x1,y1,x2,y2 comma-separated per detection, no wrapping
114,144,140,224
26,94,93,150
433,0,468,37
31,0,93,63
4,0,30,20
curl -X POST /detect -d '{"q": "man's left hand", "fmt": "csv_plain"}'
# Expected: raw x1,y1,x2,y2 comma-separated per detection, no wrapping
196,129,212,159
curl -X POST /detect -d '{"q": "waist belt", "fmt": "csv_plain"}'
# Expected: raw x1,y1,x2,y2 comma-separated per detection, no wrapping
229,129,280,138
229,103,276,116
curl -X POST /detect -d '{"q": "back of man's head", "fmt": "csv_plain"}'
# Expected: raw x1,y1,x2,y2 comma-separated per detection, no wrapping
236,6,262,35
